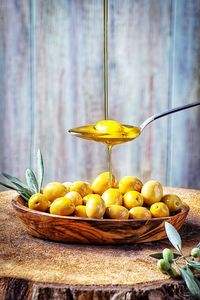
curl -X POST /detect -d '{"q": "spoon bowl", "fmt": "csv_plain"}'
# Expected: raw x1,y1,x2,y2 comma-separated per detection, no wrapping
68,101,200,145
69,124,141,145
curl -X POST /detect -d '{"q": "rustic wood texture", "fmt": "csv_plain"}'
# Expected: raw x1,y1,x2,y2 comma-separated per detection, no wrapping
0,0,32,180
0,188,200,299
12,196,189,245
168,0,200,188
0,0,200,189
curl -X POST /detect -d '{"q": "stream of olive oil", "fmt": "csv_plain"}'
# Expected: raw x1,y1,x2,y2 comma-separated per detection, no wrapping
103,0,112,185
69,0,141,185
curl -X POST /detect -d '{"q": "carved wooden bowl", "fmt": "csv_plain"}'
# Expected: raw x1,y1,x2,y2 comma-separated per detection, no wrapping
12,196,189,245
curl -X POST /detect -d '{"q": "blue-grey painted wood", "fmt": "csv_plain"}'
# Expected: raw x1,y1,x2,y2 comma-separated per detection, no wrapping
168,0,200,189
108,0,171,185
33,0,107,184
0,0,32,188
0,0,200,190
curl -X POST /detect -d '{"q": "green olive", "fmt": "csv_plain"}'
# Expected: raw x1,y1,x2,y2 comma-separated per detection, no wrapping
162,248,174,263
85,194,106,219
157,259,171,273
167,266,178,278
161,194,183,212
105,205,129,220
191,247,200,258
141,180,163,206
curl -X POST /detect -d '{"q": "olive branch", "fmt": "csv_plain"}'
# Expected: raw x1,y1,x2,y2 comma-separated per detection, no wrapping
150,222,200,299
0,149,44,202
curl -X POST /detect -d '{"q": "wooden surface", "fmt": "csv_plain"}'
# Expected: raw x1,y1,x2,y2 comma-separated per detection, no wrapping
12,196,189,245
0,188,200,299
0,0,200,189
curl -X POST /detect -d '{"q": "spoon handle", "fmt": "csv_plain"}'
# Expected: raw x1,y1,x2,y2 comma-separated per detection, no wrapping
140,101,200,131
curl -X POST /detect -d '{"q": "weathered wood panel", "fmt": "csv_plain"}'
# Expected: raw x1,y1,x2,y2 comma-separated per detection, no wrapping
168,0,200,189
33,0,107,184
0,0,32,185
108,0,171,184
0,0,200,189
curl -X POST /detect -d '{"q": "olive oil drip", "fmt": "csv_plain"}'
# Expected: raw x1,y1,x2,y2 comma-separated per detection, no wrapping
104,0,112,186
104,0,108,120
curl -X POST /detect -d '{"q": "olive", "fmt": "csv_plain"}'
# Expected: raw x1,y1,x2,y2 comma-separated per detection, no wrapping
91,172,116,195
162,248,174,263
105,205,129,220
62,181,72,193
65,191,82,206
161,194,183,212
43,182,67,202
123,191,144,209
85,194,106,219
28,193,49,212
95,120,124,134
119,176,143,194
50,197,75,216
70,181,92,197
129,206,152,220
157,259,171,273
191,247,200,258
167,267,178,278
150,202,170,218
83,194,93,205
141,180,163,205
102,188,122,207
74,205,87,218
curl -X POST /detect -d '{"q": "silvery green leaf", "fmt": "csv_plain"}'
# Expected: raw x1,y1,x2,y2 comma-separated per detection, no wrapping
197,242,200,249
14,182,33,197
0,181,18,191
1,172,24,184
149,253,163,259
188,261,200,273
179,266,200,299
149,252,181,260
37,149,44,192
1,172,33,192
26,169,39,193
0,181,30,201
165,222,182,253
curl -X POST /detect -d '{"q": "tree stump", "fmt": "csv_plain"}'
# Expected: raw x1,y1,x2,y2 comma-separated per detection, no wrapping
0,188,200,300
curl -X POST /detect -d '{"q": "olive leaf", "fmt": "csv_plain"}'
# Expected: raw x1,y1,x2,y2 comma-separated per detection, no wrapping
0,181,20,191
0,181,30,202
37,149,44,192
149,252,181,260
165,222,182,253
188,261,200,273
1,172,34,193
26,169,39,193
197,242,200,249
179,266,200,299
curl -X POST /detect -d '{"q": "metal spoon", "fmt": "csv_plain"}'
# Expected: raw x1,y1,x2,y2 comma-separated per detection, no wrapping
68,101,200,145
140,101,200,132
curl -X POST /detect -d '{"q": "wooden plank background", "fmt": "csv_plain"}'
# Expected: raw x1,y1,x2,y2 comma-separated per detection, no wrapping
0,0,200,190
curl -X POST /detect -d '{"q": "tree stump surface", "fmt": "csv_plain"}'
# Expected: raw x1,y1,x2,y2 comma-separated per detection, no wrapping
0,188,200,300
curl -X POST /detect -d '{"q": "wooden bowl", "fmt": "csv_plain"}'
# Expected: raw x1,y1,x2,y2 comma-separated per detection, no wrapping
12,196,189,245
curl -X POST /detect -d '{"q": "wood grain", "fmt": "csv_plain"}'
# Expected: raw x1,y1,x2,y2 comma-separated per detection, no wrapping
168,0,200,189
0,0,200,189
0,189,200,299
0,0,32,184
33,0,107,184
12,195,189,245
109,0,171,185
